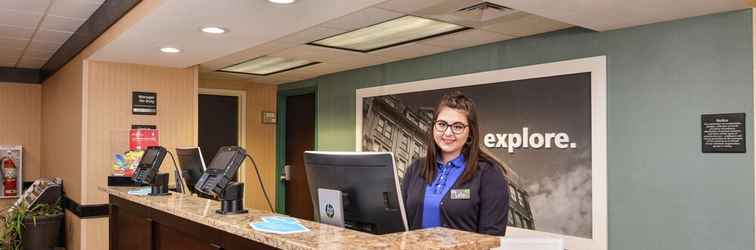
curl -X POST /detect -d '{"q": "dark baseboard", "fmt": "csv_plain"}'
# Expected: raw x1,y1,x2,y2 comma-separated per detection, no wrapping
63,196,109,219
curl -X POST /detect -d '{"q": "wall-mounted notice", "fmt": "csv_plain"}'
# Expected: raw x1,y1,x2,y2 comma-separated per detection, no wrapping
132,92,157,115
702,113,746,153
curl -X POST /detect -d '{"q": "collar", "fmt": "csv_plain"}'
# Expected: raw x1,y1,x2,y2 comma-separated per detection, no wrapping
437,153,465,169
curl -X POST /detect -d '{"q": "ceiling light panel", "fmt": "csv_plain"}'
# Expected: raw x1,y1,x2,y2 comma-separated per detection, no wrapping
310,16,468,52
219,56,319,75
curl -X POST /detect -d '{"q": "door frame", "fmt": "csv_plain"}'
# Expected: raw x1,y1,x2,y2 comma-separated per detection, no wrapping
276,86,318,214
198,88,247,183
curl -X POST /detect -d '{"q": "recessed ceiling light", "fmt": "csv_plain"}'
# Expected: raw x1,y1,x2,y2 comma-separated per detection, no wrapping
310,16,468,52
219,56,318,75
201,27,226,34
160,47,180,53
268,0,295,4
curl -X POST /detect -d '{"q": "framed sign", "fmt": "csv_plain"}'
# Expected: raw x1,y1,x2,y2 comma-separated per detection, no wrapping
701,113,746,153
132,92,157,115
356,56,607,250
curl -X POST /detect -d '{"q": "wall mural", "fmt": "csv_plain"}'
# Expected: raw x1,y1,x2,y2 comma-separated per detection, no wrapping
355,57,607,249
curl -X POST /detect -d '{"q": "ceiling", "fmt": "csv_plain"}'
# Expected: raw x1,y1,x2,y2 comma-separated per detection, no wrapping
0,0,750,84
487,0,750,31
0,0,103,69
89,0,389,68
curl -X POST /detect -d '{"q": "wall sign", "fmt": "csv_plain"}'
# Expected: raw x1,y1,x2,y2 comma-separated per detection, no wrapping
702,113,746,153
132,92,157,115
261,111,276,124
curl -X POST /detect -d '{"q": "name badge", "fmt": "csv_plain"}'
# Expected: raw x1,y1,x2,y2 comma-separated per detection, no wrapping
450,189,470,200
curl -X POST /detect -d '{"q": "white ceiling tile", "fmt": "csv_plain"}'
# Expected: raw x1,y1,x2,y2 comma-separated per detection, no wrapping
277,27,347,45
24,49,55,59
39,15,86,32
27,40,62,52
0,10,45,28
16,56,47,69
368,42,453,60
0,25,36,40
0,48,25,58
0,0,52,14
412,0,521,28
376,0,445,14
418,29,514,49
0,37,30,50
33,29,73,44
320,7,405,31
479,13,572,37
47,0,101,19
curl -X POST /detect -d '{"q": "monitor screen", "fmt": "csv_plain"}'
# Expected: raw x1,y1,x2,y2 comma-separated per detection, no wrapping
304,151,407,235
176,147,207,194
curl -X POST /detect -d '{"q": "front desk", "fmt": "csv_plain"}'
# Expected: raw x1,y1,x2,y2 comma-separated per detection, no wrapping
103,186,501,250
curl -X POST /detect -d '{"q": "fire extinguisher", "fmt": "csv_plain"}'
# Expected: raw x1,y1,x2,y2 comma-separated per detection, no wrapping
1,153,17,197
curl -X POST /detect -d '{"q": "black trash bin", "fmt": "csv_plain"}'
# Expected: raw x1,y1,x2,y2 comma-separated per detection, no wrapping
22,213,63,250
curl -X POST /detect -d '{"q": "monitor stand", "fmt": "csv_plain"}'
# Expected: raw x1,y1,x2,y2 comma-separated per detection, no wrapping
317,188,345,228
149,173,171,196
217,182,248,215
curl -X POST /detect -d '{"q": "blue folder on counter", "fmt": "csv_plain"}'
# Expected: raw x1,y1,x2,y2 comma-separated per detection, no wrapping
250,216,309,234
127,187,151,196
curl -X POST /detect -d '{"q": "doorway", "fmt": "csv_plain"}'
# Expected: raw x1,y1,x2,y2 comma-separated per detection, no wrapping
281,92,316,220
198,88,246,182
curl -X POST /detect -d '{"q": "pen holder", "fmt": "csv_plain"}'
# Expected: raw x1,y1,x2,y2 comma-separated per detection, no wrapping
149,173,171,196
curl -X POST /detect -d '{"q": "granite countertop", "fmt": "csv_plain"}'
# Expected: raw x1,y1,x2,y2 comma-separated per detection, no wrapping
101,186,500,250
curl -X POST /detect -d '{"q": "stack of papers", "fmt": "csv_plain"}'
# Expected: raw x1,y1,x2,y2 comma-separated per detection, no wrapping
127,187,151,196
250,216,310,234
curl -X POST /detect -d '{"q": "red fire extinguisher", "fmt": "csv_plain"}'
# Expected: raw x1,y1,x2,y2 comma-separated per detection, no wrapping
1,154,17,197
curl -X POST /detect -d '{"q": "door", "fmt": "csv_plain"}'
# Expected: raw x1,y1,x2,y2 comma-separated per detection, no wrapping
199,94,239,180
284,93,315,220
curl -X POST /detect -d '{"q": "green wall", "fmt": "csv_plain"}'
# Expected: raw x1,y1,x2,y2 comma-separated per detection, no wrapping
280,10,754,250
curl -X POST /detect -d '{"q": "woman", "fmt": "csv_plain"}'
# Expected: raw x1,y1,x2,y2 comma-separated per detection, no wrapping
402,91,509,236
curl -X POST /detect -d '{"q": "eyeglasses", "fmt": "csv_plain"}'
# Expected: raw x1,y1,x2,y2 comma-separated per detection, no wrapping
434,120,468,135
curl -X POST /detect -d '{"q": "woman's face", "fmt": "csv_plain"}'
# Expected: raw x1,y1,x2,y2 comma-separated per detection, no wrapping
433,106,470,156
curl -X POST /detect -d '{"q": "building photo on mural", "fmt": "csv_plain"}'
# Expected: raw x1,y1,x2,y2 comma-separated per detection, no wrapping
361,73,592,238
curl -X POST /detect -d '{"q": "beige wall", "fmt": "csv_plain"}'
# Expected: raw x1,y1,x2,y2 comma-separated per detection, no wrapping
81,60,197,250
42,59,84,203
0,83,41,181
199,78,277,211
84,60,197,205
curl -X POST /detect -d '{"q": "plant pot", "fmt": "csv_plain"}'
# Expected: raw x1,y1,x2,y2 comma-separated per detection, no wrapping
22,213,63,250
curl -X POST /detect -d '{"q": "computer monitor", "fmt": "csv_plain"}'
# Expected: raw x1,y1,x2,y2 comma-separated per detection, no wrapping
176,147,207,195
303,151,408,235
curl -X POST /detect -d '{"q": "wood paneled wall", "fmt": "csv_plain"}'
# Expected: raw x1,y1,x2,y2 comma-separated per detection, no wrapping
85,60,197,205
0,83,41,181
41,59,83,203
199,78,277,211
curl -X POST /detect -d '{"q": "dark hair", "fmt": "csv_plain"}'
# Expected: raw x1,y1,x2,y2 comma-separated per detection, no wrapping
422,91,484,185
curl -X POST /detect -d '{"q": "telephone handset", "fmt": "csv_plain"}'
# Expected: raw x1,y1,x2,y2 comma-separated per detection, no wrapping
132,146,168,185
195,146,246,196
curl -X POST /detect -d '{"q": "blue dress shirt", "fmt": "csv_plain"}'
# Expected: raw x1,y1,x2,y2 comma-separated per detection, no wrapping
421,154,466,228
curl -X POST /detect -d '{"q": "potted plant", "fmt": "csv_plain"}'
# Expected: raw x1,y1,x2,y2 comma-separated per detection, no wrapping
0,202,63,250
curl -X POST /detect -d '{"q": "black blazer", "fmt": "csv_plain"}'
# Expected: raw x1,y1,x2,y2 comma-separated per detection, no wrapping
401,157,509,236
